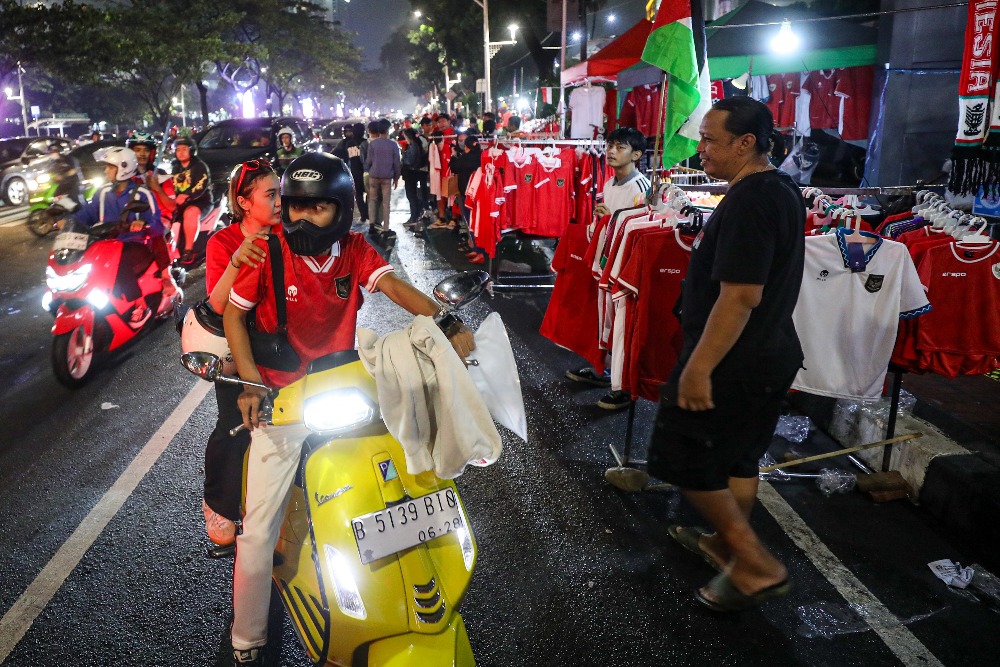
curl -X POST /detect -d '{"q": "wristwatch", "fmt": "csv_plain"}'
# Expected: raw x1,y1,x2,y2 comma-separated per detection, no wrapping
434,309,465,338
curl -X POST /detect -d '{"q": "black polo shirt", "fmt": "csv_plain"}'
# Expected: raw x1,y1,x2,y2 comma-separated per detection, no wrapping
674,168,805,382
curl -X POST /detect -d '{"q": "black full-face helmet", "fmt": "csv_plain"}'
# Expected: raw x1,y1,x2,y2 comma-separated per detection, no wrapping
280,152,355,254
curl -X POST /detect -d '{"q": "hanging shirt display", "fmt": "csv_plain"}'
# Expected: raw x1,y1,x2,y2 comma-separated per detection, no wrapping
569,85,607,139
835,66,875,141
803,69,840,130
792,229,931,400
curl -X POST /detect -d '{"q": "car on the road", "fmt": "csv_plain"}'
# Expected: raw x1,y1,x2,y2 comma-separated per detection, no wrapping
317,117,369,153
21,138,127,201
0,136,73,206
193,117,318,201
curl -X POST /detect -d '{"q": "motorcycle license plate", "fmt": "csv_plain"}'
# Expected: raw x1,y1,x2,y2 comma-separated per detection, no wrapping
352,489,463,565
53,232,88,251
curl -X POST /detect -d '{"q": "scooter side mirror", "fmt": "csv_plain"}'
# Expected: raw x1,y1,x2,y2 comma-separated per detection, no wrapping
180,351,272,391
181,351,223,381
433,270,491,311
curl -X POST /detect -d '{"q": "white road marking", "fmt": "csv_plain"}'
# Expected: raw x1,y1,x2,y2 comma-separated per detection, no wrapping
758,482,945,667
0,380,212,662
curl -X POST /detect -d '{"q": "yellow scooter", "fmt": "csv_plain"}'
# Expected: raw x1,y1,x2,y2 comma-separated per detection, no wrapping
181,271,491,666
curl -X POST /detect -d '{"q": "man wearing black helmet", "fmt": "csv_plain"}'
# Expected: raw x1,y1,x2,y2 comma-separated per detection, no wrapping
171,137,213,265
222,152,474,666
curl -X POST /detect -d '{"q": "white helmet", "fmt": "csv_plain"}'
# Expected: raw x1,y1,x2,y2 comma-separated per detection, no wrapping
277,126,294,139
98,146,139,181
181,302,235,374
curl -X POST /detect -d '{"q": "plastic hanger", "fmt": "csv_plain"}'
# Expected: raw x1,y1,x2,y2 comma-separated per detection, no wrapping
957,217,994,245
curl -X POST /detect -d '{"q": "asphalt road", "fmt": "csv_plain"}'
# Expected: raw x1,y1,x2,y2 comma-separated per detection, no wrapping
0,196,997,667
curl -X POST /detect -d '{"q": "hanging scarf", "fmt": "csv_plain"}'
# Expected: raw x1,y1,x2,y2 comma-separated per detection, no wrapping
950,1,1000,195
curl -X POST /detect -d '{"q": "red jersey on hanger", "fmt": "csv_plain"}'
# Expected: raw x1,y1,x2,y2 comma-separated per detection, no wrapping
803,70,840,130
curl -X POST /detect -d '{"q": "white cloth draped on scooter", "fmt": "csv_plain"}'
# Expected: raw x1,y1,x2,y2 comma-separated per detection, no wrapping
357,315,502,479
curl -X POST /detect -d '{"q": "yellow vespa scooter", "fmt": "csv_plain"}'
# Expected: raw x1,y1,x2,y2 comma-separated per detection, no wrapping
181,271,491,666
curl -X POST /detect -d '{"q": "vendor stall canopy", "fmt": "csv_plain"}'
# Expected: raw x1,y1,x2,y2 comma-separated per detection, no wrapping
567,1,878,90
706,0,877,79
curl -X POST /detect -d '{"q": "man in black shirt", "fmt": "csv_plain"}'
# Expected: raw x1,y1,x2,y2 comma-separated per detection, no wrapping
647,97,804,612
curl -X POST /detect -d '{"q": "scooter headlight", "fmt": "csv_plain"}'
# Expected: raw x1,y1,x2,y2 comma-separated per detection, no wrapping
303,389,377,434
86,288,109,310
41,291,53,312
323,544,366,619
36,173,51,185
45,263,91,292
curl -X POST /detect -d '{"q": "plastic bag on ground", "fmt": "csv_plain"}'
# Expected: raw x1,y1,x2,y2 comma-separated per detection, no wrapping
466,312,528,442
816,468,856,496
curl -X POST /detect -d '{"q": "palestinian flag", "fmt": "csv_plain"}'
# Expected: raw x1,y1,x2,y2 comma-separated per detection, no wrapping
641,0,712,169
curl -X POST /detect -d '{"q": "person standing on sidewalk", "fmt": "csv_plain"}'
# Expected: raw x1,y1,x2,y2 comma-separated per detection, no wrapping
363,118,400,234
564,127,649,411
649,97,804,612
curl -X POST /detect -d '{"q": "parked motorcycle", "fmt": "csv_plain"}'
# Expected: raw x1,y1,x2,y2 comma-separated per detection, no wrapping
180,270,491,667
43,200,181,387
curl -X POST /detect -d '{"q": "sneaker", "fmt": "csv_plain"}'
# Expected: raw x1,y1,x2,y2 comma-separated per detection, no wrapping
232,647,262,666
468,254,486,264
203,499,236,546
597,390,632,410
565,367,611,387
180,249,197,266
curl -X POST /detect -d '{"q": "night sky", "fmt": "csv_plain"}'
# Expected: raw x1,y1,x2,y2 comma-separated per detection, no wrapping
339,0,410,67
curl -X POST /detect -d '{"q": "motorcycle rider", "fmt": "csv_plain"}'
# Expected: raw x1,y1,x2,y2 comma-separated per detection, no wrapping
192,159,275,557
274,126,303,176
70,146,179,310
44,142,84,208
223,152,474,666
128,132,175,221
170,136,213,266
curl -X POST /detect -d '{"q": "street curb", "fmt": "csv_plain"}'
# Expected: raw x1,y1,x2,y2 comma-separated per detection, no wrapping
787,391,998,558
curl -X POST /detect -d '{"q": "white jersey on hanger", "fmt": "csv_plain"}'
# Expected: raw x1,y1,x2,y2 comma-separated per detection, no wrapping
569,86,607,139
792,230,931,400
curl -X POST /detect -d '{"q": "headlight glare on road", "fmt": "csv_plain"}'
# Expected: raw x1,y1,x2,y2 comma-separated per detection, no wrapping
323,544,366,619
303,389,377,434
45,263,91,292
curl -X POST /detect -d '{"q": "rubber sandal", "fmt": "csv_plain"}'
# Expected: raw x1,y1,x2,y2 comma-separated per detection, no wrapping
695,572,792,612
427,220,451,229
668,525,723,572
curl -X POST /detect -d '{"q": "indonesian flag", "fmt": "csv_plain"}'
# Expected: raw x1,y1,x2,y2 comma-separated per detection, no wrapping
641,0,712,169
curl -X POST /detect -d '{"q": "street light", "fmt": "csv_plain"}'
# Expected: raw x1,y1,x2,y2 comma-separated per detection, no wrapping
4,62,30,136
473,0,518,114
445,68,462,114
172,87,186,127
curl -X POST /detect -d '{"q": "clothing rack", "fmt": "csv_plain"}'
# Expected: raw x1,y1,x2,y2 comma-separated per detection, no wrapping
484,138,608,290
671,183,928,195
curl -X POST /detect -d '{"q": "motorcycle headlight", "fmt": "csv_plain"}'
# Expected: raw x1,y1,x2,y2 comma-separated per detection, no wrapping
45,263,92,292
323,545,366,619
303,388,377,434
86,288,109,310
36,173,50,184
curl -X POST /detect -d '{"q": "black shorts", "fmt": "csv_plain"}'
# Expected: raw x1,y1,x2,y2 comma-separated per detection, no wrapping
646,374,794,491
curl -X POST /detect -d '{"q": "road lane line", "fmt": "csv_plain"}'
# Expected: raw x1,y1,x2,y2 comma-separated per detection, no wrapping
0,380,212,662
758,482,945,667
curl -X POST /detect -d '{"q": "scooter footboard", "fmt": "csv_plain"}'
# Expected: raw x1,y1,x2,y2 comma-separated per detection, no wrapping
365,613,475,667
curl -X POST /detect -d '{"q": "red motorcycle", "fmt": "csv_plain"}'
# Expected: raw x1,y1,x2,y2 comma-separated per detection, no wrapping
43,201,181,387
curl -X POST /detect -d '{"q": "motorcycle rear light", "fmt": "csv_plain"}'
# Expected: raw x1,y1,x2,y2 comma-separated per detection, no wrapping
45,263,91,292
323,545,366,619
86,289,109,310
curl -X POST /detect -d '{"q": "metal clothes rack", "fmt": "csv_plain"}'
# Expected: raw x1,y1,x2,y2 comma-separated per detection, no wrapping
483,137,607,290
605,181,931,483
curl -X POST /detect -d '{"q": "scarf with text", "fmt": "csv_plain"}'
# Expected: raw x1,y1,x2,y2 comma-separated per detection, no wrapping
951,0,1000,195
